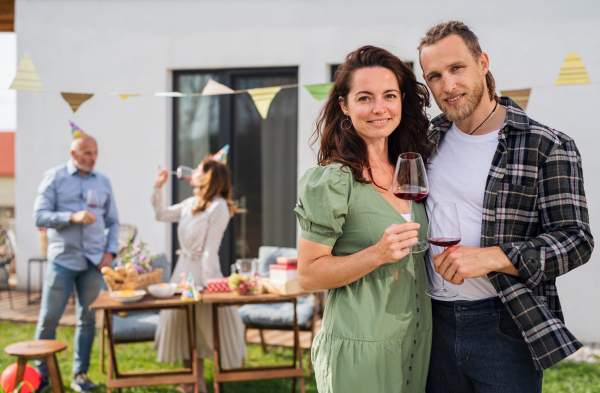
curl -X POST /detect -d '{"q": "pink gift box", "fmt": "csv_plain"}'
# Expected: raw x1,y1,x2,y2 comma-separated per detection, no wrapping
206,277,231,293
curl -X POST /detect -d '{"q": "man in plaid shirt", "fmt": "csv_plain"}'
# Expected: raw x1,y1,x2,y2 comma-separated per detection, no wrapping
418,21,594,392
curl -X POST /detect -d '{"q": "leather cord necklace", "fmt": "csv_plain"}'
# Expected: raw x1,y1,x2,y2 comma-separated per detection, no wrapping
469,100,498,135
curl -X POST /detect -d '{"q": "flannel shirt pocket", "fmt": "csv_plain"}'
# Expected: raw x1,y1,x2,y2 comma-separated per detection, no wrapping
495,183,539,242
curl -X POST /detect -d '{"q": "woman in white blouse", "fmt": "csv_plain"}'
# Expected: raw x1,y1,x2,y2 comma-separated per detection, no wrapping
152,157,246,393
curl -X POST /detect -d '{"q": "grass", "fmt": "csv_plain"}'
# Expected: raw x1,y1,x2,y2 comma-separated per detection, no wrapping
1,320,599,392
0,321,317,392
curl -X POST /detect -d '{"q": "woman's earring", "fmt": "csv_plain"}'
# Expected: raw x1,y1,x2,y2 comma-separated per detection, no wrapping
341,115,353,131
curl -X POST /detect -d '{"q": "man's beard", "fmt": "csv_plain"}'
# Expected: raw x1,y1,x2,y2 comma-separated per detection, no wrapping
435,77,484,123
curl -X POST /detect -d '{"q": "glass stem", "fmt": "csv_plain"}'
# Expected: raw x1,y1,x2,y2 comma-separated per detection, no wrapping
440,247,447,292
408,200,412,222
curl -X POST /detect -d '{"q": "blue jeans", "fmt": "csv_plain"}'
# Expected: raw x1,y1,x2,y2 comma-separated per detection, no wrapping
426,297,543,393
35,260,102,377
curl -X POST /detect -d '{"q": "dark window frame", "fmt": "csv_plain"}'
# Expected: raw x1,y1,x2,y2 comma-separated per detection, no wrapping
171,67,299,274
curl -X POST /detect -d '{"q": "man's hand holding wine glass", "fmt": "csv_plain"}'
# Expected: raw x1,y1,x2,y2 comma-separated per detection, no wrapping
70,210,97,225
432,245,519,285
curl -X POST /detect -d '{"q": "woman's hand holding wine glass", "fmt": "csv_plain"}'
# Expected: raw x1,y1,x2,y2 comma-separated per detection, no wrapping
373,222,421,265
155,169,169,189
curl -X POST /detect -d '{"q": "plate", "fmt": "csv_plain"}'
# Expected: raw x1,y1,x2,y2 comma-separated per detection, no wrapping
110,289,146,303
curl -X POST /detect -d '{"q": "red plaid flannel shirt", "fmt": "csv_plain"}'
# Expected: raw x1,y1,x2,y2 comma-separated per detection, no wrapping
428,97,594,369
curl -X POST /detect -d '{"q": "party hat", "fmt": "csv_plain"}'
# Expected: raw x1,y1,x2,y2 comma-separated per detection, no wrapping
69,121,86,139
212,145,229,164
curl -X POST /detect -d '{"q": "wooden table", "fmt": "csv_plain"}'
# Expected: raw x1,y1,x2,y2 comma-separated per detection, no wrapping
201,291,307,393
90,292,199,393
91,290,308,393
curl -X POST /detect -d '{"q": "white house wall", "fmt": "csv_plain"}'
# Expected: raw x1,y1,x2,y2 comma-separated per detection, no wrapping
15,0,600,342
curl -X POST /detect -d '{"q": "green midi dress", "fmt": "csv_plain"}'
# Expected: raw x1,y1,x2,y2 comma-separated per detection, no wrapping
294,163,432,392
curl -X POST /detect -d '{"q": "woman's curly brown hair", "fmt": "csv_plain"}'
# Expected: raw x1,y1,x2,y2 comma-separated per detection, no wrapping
311,45,432,188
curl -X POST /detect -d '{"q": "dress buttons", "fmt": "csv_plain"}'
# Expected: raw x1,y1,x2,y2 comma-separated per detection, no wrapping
457,306,463,311
409,366,412,371
417,308,420,312
415,279,418,284
407,380,410,385
411,354,414,358
416,294,419,299
416,323,419,327
414,340,417,344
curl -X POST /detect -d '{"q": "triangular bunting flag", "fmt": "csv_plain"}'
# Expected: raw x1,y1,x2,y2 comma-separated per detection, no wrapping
155,92,187,97
305,82,334,101
202,79,234,96
500,88,531,111
555,52,591,86
61,93,94,113
247,86,282,119
118,94,140,101
9,52,45,92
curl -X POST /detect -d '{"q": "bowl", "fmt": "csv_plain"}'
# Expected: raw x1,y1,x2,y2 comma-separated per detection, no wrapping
110,289,146,303
148,283,177,298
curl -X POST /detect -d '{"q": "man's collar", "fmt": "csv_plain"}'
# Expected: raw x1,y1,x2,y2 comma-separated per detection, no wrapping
67,159,96,177
430,96,531,134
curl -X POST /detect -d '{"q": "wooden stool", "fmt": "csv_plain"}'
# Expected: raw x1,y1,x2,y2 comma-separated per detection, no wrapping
4,340,67,393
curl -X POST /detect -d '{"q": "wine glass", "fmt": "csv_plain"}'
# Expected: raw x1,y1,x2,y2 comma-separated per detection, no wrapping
392,152,429,253
159,165,194,181
426,201,460,298
85,190,101,209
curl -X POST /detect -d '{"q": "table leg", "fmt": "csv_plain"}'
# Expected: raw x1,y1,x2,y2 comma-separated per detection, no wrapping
46,354,65,393
212,303,222,393
14,357,26,393
27,259,31,304
293,298,305,393
186,304,199,393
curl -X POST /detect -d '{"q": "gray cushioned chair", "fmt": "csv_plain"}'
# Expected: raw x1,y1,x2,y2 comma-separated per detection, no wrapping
99,253,170,373
237,246,323,375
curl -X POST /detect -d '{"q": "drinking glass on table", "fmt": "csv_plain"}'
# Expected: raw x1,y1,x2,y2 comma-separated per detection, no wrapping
392,152,429,253
426,201,460,298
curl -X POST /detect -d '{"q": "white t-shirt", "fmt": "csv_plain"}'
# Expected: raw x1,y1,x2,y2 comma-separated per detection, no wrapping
425,122,500,301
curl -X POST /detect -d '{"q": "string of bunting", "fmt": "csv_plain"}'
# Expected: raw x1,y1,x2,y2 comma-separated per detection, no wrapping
5,51,593,116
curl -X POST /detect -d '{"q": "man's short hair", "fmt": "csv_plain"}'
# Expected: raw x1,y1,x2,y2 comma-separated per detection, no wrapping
418,21,500,103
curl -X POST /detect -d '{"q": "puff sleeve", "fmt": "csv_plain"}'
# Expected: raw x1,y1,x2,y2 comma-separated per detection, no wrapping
294,165,350,247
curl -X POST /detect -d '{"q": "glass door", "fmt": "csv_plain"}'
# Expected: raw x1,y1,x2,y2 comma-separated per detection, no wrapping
173,68,298,275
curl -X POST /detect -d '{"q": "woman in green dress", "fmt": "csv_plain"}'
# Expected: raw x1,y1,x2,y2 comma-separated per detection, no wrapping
295,46,433,392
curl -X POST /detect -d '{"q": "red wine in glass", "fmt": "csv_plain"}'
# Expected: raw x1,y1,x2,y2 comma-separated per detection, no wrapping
393,191,428,201
426,202,460,298
428,237,461,247
393,153,430,253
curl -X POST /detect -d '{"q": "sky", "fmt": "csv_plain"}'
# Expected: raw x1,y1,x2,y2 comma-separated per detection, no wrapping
0,32,16,132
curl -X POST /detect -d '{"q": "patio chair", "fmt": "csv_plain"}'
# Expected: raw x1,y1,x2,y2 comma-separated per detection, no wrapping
116,224,137,256
0,224,15,309
237,246,324,375
98,252,170,373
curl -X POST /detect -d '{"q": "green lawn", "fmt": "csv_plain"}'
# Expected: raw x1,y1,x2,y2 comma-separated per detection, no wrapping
0,320,599,392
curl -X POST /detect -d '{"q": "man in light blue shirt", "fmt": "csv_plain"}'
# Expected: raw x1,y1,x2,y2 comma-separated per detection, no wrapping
33,134,118,393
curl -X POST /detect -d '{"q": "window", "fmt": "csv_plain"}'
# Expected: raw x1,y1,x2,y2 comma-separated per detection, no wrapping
173,68,298,274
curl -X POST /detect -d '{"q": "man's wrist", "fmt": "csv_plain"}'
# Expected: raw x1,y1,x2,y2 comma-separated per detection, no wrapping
490,246,519,276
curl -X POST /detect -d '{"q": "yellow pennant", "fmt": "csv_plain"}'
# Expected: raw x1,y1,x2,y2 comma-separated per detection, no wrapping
61,93,94,112
9,52,45,92
118,94,140,101
247,86,282,119
555,52,591,86
500,88,531,111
